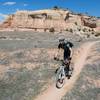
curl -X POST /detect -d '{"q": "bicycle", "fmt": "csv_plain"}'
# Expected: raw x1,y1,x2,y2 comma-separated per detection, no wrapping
54,57,73,89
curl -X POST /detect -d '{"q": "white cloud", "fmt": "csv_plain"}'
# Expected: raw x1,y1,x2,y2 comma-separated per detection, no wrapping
16,9,19,11
3,2,16,6
23,4,28,6
0,13,8,23
0,13,8,18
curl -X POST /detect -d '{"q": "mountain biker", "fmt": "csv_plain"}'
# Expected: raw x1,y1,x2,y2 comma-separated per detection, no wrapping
54,38,74,76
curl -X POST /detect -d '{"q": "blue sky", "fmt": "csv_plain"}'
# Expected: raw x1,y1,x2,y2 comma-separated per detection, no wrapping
0,0,100,22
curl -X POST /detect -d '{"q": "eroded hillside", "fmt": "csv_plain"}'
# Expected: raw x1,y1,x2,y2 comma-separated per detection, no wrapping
0,8,100,34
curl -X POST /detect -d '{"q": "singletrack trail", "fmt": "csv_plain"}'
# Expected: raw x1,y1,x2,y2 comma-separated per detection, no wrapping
35,41,98,100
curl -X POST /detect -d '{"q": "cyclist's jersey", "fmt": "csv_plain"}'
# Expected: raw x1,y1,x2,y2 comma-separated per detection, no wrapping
58,42,71,60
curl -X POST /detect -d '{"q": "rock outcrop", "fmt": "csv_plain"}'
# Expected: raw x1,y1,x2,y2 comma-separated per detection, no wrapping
0,15,14,28
10,9,70,31
0,8,99,32
81,16,97,28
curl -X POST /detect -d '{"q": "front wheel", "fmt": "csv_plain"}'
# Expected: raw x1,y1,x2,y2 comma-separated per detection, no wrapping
56,79,65,89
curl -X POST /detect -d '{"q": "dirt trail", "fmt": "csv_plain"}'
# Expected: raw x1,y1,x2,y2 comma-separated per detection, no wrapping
34,42,97,100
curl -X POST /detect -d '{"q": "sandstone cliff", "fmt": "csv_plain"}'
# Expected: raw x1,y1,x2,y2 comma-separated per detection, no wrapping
0,8,100,32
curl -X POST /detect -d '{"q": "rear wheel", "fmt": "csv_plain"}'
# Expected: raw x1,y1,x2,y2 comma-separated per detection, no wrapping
67,75,71,79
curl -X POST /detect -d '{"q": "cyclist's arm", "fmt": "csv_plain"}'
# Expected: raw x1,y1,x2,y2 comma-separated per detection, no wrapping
56,47,61,58
70,48,73,58
55,43,61,58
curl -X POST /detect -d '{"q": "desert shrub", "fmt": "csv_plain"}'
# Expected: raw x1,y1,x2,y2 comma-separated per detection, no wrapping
97,17,100,18
77,28,81,31
95,32,100,37
47,15,52,20
78,13,82,16
83,28,87,32
44,29,46,32
65,28,69,31
49,27,55,32
34,28,37,31
87,34,90,38
53,6,60,10
91,28,94,31
75,22,78,25
69,28,73,33
91,32,95,34
88,29,91,32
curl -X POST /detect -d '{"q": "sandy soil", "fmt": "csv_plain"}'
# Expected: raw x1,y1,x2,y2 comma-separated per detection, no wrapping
34,41,97,100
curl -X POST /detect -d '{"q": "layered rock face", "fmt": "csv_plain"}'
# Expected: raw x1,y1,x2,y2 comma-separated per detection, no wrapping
0,9,99,32
81,16,97,28
0,15,14,28
10,10,70,31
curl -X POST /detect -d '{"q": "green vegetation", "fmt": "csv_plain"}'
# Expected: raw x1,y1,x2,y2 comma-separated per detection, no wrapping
74,22,78,25
83,28,87,32
69,28,73,33
49,27,55,32
95,32,100,37
52,6,61,10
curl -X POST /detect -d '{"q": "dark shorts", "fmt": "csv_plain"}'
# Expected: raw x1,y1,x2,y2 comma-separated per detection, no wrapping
64,49,70,60
64,53,70,60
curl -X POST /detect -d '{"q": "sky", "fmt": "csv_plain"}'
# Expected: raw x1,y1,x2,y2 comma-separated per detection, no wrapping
0,0,100,22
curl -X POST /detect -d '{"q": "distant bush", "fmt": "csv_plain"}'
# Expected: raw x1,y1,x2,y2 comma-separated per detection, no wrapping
77,13,82,16
44,29,46,32
49,27,55,32
86,34,90,38
91,32,95,34
47,15,52,20
77,28,81,31
65,28,69,31
95,32,100,37
69,28,73,33
74,22,78,25
97,17,100,19
83,28,87,32
53,6,60,10
88,29,91,32
91,28,94,31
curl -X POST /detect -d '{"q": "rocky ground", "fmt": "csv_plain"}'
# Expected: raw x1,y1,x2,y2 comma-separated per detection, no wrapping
0,31,83,49
62,42,100,100
0,31,100,100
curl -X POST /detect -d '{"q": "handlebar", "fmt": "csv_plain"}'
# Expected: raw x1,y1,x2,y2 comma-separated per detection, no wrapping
54,57,63,62
54,57,71,65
